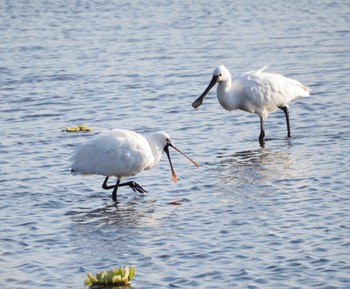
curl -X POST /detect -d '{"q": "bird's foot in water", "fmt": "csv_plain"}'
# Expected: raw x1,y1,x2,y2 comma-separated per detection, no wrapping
124,181,148,194
259,139,265,147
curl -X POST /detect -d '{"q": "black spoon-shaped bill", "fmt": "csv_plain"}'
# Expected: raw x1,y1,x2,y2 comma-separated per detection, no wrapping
192,75,219,108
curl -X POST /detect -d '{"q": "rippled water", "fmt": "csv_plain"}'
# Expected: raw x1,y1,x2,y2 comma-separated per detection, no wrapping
1,1,350,288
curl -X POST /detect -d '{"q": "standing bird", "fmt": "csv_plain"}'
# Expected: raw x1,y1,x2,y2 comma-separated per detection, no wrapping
192,65,310,146
70,129,199,201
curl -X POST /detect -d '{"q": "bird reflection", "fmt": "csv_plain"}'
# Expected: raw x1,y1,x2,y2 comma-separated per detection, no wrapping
217,146,295,186
68,196,160,228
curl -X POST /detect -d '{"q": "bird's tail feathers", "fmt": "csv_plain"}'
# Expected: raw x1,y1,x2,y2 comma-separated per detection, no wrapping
300,84,311,97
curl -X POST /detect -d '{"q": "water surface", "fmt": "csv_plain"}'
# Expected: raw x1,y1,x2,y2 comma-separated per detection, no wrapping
1,1,350,288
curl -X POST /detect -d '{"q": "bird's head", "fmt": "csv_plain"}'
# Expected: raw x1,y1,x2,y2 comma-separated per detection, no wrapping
214,64,230,82
154,132,199,183
192,64,230,108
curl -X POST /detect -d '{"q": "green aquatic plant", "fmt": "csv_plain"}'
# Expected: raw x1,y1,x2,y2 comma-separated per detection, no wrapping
84,266,135,286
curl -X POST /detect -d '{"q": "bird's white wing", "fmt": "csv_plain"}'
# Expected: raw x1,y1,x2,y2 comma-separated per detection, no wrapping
71,129,153,177
235,69,310,114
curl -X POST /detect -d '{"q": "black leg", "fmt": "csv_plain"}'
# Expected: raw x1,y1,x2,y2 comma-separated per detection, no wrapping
118,181,148,194
102,177,120,201
112,180,120,201
102,176,113,190
259,117,265,147
101,177,147,201
279,106,291,137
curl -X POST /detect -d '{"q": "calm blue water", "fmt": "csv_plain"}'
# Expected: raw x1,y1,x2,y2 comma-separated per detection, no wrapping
1,1,350,288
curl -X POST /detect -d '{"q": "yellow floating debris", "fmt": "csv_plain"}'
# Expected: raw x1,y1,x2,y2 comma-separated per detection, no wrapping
63,124,92,132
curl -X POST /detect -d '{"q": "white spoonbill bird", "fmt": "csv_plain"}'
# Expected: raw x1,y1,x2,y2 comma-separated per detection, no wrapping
192,65,310,146
70,129,199,201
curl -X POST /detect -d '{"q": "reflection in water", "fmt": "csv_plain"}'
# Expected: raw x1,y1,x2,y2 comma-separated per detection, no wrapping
217,146,296,186
67,197,161,228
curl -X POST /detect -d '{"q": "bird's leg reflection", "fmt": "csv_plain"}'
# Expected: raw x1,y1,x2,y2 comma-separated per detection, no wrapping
102,177,147,202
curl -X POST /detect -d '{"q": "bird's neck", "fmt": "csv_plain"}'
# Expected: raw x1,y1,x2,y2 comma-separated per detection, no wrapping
216,78,240,111
145,134,163,168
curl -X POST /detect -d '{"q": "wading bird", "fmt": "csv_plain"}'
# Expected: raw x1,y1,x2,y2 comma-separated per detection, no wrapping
71,129,199,201
192,65,310,146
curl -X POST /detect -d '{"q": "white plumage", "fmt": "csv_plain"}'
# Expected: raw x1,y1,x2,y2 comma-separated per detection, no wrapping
71,129,198,201
192,64,310,145
71,129,158,177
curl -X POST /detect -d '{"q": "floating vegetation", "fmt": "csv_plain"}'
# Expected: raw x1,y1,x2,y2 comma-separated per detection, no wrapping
63,124,92,132
84,266,135,287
